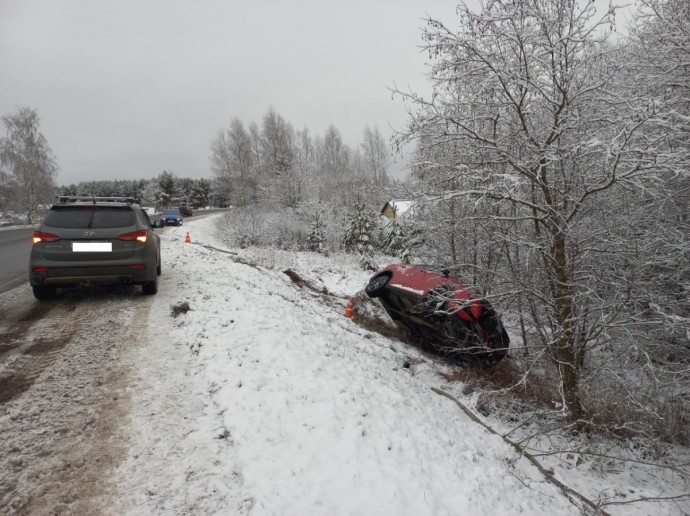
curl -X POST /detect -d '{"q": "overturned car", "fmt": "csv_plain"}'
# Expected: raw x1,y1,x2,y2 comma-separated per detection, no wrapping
365,264,509,364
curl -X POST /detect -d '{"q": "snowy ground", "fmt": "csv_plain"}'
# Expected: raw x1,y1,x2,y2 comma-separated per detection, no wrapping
103,218,576,515
1,213,688,515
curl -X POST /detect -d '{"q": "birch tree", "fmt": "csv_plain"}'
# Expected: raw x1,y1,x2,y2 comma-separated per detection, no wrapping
0,107,58,223
210,129,234,203
261,108,294,176
210,119,257,206
228,118,255,205
0,166,21,213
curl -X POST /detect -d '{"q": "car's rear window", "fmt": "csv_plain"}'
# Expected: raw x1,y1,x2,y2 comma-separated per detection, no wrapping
44,206,136,229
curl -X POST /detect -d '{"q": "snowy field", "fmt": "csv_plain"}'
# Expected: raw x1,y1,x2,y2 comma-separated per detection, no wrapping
104,214,688,515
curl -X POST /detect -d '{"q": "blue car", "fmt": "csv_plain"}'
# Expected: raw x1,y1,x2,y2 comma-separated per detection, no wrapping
161,208,184,226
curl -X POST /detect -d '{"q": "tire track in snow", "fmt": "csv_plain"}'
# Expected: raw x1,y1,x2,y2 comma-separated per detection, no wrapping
0,290,56,359
0,296,81,403
0,286,153,515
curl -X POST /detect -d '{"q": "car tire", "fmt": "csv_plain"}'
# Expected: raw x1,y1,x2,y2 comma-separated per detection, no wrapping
365,273,391,298
483,314,509,350
142,276,158,295
156,255,162,276
477,310,509,364
32,285,57,300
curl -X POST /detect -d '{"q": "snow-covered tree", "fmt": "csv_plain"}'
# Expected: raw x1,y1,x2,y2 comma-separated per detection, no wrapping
190,178,212,208
381,218,411,263
306,213,327,253
0,107,58,223
0,165,22,213
141,179,160,208
343,199,378,270
210,119,257,207
361,125,390,189
261,108,294,177
393,0,664,425
157,170,177,208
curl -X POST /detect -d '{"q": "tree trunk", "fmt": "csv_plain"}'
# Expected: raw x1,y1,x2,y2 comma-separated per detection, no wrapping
449,200,457,263
552,229,586,425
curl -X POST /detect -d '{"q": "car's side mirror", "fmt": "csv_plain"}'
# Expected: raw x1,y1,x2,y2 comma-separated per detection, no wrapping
152,220,164,228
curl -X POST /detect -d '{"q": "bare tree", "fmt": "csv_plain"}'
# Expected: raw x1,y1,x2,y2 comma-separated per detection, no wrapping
261,108,294,177
317,125,358,205
248,122,262,177
281,127,315,207
210,129,234,203
394,0,662,425
210,118,258,206
361,125,390,188
0,107,58,223
320,125,346,179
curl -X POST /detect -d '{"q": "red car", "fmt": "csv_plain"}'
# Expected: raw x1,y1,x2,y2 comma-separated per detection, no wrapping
365,264,509,364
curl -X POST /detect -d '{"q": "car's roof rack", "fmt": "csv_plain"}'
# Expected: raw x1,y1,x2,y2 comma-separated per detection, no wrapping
55,195,140,205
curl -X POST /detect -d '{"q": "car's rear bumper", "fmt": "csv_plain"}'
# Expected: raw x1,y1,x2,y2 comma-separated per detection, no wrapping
30,264,155,287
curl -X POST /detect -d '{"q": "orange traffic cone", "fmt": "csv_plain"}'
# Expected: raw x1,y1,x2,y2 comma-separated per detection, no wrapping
345,298,355,318
184,231,191,244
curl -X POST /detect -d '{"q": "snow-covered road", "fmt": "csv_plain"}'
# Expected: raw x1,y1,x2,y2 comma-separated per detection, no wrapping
1,214,684,515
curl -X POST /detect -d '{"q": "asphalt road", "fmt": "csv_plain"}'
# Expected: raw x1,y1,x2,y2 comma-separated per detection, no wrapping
0,227,32,294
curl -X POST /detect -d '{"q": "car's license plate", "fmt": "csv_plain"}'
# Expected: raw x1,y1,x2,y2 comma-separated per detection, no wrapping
72,242,112,252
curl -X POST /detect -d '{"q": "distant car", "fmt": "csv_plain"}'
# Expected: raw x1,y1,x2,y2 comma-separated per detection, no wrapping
161,208,184,226
365,264,509,364
29,196,163,299
178,205,193,217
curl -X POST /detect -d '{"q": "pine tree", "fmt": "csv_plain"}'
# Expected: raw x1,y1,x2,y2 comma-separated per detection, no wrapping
307,213,327,253
382,219,411,263
343,199,378,270
157,170,177,209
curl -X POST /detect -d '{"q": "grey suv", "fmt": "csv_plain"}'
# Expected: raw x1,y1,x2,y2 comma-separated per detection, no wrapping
29,196,164,300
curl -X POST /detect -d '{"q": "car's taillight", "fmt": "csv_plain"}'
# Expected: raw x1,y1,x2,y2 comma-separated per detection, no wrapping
130,264,146,270
32,231,60,245
118,230,149,243
33,267,49,273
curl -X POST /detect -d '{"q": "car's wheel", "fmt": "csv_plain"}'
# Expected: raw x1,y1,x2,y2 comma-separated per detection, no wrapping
142,276,158,295
483,314,509,350
477,310,509,364
32,285,57,300
365,273,391,298
156,255,162,276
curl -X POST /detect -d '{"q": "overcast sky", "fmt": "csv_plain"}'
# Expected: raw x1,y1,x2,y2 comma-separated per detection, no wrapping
0,0,468,186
